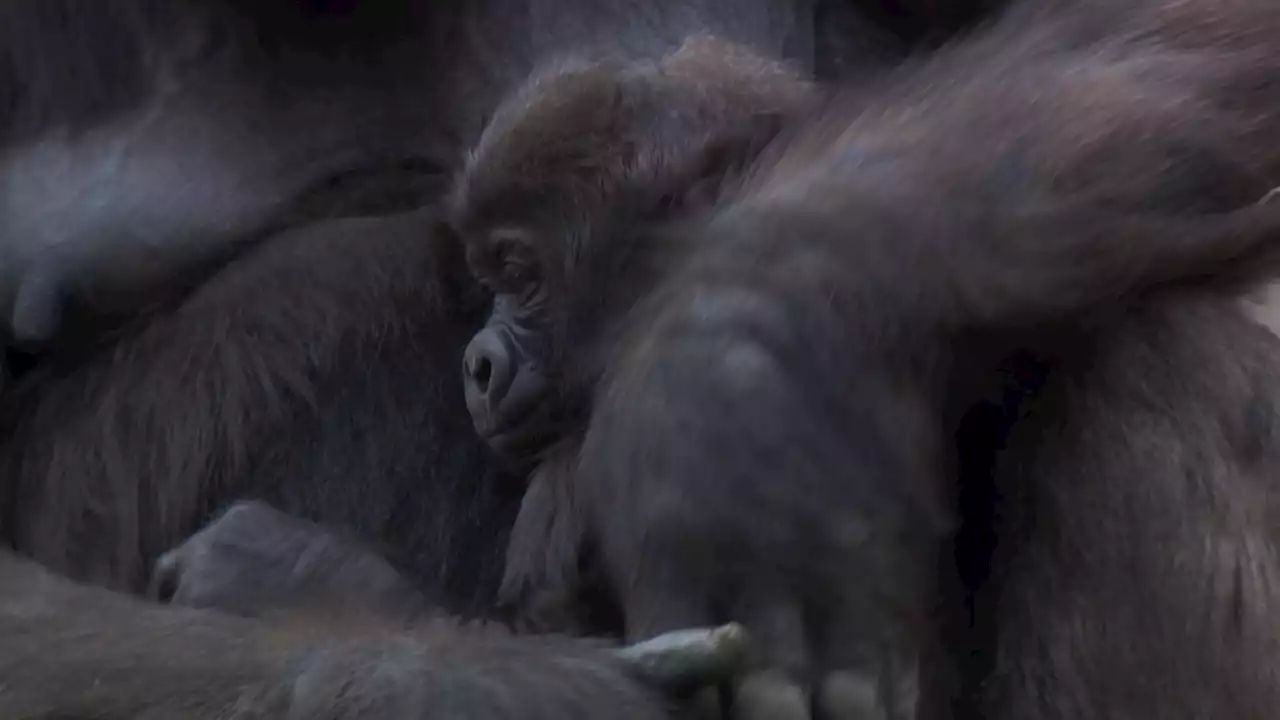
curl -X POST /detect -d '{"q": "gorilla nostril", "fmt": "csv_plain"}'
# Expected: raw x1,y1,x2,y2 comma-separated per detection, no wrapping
463,330,517,413
470,355,493,393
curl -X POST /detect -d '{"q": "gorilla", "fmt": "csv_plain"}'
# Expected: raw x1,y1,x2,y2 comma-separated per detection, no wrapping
441,1,1280,717
0,0,997,718
0,208,759,719
0,0,938,353
152,2,1280,718
0,0,948,596
0,549,756,719
0,0,454,347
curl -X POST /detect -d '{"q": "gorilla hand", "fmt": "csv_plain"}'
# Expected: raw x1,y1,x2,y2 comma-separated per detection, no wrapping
149,500,431,623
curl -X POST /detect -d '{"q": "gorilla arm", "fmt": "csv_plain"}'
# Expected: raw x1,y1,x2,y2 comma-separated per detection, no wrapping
504,14,1280,720
0,551,305,718
0,550,749,719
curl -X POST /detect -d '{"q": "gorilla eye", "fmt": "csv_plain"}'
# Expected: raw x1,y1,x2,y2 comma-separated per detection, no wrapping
486,229,540,293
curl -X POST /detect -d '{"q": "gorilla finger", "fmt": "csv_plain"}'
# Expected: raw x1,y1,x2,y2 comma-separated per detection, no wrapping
621,585,725,717
147,550,182,602
731,669,810,720
882,651,921,720
814,672,888,720
812,627,919,720
614,623,751,694
808,585,923,720
724,597,814,720
730,592,812,678
674,687,730,720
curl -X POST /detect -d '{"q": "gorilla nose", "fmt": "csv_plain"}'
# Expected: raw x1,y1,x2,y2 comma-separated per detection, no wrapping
465,352,498,395
463,330,516,419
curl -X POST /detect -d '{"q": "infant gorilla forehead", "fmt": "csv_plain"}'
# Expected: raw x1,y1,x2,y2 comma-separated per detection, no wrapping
454,37,814,237
451,37,814,462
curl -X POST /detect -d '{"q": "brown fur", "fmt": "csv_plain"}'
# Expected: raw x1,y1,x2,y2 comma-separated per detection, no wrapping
448,1,1280,717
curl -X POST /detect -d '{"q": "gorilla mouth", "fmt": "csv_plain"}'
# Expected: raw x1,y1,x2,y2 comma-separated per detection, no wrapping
487,424,558,463
479,395,561,461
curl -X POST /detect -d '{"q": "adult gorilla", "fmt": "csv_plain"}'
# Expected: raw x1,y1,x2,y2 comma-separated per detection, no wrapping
0,1,982,715
0,0,929,354
0,9,1031,720
0,0,945,596
0,207,744,719
442,0,1280,717
0,549,756,719
154,8,1280,720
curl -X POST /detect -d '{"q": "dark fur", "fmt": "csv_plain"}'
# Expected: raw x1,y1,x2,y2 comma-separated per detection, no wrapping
0,551,672,720
0,2,998,716
0,209,524,615
453,36,821,465
962,295,1280,719
0,210,686,715
450,1,1280,717
0,0,939,351
0,0,452,347
0,0,972,618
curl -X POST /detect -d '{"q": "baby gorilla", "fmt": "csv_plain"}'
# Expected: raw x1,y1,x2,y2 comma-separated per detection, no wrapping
451,4,1280,718
454,37,817,465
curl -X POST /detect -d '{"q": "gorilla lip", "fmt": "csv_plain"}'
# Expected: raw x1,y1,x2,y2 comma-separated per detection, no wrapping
477,394,557,457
